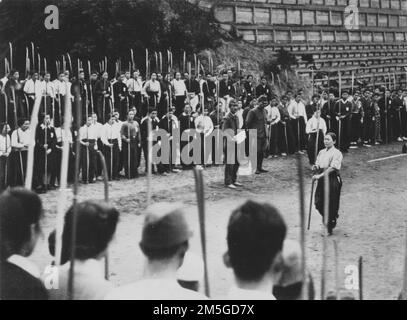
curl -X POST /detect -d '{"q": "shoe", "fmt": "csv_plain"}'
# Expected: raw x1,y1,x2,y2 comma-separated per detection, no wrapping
226,184,237,189
259,169,268,173
397,137,403,142
161,172,169,176
403,137,407,141
281,153,287,157
375,142,380,145
255,170,261,174
364,144,372,147
233,182,243,187
171,169,181,173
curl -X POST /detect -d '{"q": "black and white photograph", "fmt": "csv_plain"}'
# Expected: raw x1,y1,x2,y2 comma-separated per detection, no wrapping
1,0,407,304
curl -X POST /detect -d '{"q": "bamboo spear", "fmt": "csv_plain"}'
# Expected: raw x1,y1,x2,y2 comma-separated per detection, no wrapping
54,82,73,268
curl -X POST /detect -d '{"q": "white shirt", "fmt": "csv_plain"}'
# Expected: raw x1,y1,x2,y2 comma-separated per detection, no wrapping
236,109,244,129
54,127,73,144
127,78,143,92
0,134,11,156
105,278,207,300
93,121,103,139
288,100,307,121
172,79,187,96
11,128,31,149
79,125,99,143
8,255,41,279
226,286,276,300
315,146,343,170
194,115,214,135
23,79,42,97
101,123,122,150
37,81,55,98
143,80,161,99
265,105,281,124
306,116,327,135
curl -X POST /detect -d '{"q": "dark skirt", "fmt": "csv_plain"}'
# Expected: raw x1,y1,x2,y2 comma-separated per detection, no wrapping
314,171,342,227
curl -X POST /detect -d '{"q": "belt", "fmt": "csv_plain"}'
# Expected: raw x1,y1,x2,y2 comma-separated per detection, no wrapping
108,139,118,143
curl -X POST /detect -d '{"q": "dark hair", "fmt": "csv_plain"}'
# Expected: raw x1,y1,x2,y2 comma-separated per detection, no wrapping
0,122,7,133
49,201,119,264
0,188,43,260
17,118,29,127
140,240,188,261
227,200,286,281
326,132,337,142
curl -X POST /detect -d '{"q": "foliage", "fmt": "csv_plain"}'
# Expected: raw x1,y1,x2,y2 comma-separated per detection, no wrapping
0,0,223,75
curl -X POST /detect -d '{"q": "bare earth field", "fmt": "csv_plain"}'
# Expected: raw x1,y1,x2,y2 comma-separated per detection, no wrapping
31,142,407,300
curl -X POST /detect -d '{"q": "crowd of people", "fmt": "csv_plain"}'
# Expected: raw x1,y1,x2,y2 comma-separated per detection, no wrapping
0,67,406,193
0,187,320,300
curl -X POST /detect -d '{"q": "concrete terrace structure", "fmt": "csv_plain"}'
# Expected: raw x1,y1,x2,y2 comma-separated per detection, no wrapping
206,0,407,88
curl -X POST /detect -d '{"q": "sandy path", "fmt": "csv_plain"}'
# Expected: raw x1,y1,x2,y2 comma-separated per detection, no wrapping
31,142,407,299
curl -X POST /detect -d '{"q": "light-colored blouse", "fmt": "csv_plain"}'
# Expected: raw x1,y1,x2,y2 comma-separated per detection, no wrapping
315,146,343,170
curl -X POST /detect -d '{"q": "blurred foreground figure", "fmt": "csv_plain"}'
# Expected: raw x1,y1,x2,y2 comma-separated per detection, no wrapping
224,200,286,300
0,188,48,300
273,240,315,300
47,201,119,300
106,203,207,300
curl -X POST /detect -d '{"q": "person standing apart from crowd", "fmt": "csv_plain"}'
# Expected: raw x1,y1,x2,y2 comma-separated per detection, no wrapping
312,132,343,235
246,95,269,174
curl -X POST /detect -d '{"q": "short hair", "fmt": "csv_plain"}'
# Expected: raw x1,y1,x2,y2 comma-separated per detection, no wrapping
227,200,286,281
49,201,119,264
0,188,43,260
17,118,29,127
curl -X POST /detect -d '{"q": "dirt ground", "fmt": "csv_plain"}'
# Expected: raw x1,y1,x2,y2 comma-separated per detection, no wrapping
31,142,407,300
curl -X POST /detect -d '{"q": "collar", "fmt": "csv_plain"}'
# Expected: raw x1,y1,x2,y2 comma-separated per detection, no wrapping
7,255,41,279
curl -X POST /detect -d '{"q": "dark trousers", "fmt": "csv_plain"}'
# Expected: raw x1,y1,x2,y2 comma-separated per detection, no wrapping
278,122,296,154
333,117,351,151
0,156,9,192
224,147,239,185
257,138,265,171
307,130,324,165
292,118,307,151
175,96,186,117
123,140,139,179
103,141,119,180
391,110,402,139
268,124,279,156
350,113,362,143
9,150,27,187
401,108,407,137
97,97,112,124
129,92,142,115
33,147,56,189
81,143,98,183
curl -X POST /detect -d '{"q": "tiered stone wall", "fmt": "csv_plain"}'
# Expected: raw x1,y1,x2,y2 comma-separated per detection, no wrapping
210,0,407,88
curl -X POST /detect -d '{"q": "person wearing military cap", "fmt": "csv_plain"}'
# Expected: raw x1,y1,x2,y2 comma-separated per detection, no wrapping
105,203,207,300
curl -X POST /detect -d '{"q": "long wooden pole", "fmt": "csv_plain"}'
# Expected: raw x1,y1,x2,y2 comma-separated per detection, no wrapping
193,167,210,298
297,155,307,300
321,172,330,300
24,97,42,189
54,82,73,268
